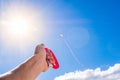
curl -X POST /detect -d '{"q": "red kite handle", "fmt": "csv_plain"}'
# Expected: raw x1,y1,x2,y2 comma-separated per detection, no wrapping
45,48,59,69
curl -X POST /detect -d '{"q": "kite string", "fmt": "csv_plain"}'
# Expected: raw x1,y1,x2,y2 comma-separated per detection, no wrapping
60,34,84,66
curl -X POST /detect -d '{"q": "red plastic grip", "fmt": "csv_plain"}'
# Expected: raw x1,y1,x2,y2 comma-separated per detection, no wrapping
45,48,59,69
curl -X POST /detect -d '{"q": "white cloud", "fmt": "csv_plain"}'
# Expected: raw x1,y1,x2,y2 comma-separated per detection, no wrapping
55,63,120,80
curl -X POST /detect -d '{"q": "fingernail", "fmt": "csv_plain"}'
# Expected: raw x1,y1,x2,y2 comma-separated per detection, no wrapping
40,43,45,47
35,43,45,54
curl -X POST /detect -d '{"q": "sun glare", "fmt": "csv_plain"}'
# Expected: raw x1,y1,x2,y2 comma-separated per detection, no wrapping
0,4,44,47
1,8,35,37
8,15,29,35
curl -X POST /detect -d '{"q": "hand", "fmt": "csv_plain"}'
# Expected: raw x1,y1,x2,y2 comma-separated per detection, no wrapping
34,44,48,72
0,43,52,80
34,44,54,72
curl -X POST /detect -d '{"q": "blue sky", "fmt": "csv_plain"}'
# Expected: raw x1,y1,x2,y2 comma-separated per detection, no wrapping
0,0,120,80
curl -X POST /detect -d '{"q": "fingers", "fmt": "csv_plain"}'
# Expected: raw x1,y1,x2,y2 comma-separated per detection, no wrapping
34,43,55,69
46,55,55,64
46,49,55,68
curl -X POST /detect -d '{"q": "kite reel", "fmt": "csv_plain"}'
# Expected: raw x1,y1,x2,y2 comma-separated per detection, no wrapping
45,48,59,69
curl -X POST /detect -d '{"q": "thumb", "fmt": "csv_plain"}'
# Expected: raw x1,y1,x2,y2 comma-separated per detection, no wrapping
34,43,46,56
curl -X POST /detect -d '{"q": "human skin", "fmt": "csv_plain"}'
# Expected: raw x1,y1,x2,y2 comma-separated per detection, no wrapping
0,44,53,80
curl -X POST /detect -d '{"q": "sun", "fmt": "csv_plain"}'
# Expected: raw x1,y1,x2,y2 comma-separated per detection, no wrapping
0,4,44,47
7,15,29,36
1,8,35,38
